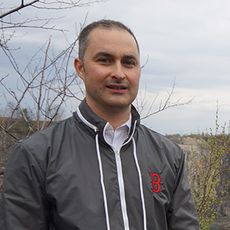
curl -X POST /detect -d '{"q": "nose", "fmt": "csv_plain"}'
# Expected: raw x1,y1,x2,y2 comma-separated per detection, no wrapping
111,62,126,80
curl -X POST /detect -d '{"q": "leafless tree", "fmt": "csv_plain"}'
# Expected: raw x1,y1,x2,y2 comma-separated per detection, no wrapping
0,1,106,46
1,36,84,137
0,0,103,140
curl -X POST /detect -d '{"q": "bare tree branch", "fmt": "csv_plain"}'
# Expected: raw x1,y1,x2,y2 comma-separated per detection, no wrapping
0,0,39,19
33,0,107,10
0,17,65,32
0,123,18,140
139,80,193,120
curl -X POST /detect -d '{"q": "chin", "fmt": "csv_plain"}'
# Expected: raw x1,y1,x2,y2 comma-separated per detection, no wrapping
107,95,134,105
105,101,132,110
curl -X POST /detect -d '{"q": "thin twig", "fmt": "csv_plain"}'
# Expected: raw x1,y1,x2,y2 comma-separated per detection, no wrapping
0,0,39,19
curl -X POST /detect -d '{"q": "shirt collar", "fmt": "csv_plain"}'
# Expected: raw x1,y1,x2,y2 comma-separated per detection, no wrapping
104,114,132,133
103,114,132,152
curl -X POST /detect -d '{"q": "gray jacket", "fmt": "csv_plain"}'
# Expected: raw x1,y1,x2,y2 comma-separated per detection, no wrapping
1,100,200,230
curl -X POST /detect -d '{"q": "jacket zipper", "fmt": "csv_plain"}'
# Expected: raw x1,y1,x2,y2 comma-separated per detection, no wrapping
114,150,130,230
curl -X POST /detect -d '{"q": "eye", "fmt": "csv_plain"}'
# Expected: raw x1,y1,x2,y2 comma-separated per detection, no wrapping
96,55,113,65
122,56,138,68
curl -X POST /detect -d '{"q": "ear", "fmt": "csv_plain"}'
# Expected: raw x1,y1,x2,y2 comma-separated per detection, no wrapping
74,58,85,81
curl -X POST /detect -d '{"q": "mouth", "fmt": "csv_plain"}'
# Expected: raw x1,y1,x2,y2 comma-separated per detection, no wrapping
106,83,128,90
106,83,128,94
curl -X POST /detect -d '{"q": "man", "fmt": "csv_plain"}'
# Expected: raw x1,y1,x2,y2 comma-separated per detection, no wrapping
1,19,200,229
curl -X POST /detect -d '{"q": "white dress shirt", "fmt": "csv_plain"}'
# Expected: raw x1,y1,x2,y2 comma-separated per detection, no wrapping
103,116,131,152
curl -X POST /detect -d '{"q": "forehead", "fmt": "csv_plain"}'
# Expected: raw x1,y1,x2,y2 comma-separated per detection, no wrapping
85,27,139,56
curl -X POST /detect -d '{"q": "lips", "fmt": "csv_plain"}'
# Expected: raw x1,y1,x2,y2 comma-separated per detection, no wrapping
106,83,128,90
106,83,128,94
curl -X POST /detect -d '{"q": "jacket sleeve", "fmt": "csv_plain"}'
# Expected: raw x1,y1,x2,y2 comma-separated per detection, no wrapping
2,142,50,230
167,151,200,230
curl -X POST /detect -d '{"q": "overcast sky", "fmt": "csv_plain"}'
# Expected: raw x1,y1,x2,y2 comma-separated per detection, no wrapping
1,0,230,134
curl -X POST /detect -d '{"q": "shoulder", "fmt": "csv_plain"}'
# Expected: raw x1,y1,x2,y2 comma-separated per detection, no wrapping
137,124,184,165
138,124,181,149
22,116,74,146
5,116,77,181
11,116,75,163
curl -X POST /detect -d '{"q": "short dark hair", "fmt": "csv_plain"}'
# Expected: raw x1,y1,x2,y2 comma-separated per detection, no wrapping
78,19,139,60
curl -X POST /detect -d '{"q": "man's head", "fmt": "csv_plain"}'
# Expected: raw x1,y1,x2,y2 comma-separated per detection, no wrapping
74,19,141,122
78,19,140,61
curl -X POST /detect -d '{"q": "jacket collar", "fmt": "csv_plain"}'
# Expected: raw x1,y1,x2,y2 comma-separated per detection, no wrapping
74,99,140,137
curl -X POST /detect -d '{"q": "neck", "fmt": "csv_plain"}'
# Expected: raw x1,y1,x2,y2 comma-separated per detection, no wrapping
104,110,130,129
86,100,131,129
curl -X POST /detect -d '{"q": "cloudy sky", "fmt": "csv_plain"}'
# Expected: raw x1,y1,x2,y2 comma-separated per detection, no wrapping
1,0,230,134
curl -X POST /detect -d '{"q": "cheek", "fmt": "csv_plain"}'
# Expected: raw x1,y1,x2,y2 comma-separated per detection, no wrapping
129,72,140,87
84,68,106,90
86,64,108,79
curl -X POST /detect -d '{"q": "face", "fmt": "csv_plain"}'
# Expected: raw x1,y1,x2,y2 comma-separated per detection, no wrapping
74,27,141,115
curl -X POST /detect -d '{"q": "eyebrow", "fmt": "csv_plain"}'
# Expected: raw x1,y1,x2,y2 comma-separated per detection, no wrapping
93,52,138,60
123,55,138,60
93,52,113,59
